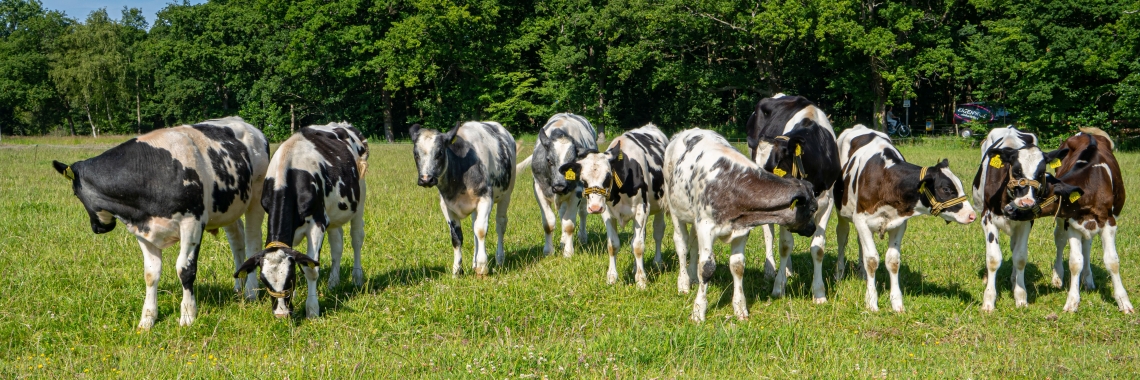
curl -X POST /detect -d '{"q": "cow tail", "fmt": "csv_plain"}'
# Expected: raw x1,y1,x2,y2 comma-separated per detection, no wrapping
516,154,533,174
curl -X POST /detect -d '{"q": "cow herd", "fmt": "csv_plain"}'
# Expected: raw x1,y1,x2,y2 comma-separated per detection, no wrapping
49,95,1134,329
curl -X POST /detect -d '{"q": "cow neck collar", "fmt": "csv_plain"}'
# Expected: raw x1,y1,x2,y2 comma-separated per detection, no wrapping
584,169,621,198
1004,168,1055,216
917,166,967,216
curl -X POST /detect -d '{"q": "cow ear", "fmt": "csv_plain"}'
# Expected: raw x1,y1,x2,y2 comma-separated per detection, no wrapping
53,160,75,180
443,126,459,145
234,253,266,279
1051,182,1083,203
408,124,422,141
745,108,763,149
558,162,582,182
985,147,1017,169
538,128,551,146
1042,147,1070,170
290,250,320,269
936,158,950,169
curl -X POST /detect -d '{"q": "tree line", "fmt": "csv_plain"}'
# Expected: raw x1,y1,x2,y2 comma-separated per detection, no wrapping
1,0,1137,142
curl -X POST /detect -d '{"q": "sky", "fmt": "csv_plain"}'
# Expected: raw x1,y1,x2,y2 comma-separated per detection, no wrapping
40,0,204,26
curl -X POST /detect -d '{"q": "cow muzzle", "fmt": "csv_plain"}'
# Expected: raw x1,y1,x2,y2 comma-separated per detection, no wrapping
587,203,604,214
418,175,437,187
552,182,570,194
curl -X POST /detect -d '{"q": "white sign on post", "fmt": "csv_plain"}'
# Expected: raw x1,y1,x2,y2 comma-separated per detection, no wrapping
903,99,911,108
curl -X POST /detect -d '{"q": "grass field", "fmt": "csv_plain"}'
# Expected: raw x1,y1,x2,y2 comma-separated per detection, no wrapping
2,134,1139,378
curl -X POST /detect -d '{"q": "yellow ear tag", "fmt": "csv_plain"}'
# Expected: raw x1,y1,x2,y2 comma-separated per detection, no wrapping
795,145,802,156
237,270,248,280
1069,192,1081,203
790,199,798,209
773,168,787,177
450,135,458,144
919,183,926,194
989,155,1003,169
306,262,317,269
63,166,75,180
617,152,623,160
1048,158,1061,169
564,168,576,181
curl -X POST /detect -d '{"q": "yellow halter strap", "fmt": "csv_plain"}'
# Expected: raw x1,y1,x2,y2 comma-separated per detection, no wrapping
918,166,967,216
265,241,290,250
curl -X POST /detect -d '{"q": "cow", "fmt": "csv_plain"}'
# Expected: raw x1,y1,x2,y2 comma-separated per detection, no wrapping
51,116,269,329
516,113,599,257
411,121,517,277
556,123,668,288
1014,128,1132,313
232,122,368,318
745,93,840,303
833,124,976,312
664,128,817,322
972,126,1076,312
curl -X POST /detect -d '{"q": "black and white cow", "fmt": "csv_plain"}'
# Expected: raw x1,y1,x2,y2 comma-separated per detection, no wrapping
52,116,269,329
517,113,599,257
833,124,976,312
557,123,668,288
412,121,517,276
664,128,817,322
745,93,840,303
972,126,1074,312
232,122,368,318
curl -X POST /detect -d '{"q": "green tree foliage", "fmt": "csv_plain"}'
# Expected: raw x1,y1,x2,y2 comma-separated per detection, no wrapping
0,0,1136,140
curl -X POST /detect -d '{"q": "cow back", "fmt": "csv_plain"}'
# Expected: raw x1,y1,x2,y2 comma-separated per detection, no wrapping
606,123,668,207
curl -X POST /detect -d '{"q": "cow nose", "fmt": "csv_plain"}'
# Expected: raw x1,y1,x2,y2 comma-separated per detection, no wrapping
1016,198,1034,208
552,184,567,193
418,175,436,187
588,205,603,214
967,212,977,223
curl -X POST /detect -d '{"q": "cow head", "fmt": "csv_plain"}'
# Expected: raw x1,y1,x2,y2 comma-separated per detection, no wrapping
561,145,622,214
917,159,976,224
53,160,117,234
410,123,459,187
757,135,805,180
986,146,1069,220
540,128,596,194
785,178,819,237
233,243,319,318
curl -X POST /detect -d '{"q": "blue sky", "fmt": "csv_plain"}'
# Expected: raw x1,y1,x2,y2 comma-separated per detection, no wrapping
40,0,204,26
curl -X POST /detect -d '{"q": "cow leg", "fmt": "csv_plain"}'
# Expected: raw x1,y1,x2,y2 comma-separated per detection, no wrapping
326,227,345,289
835,216,851,281
577,197,589,244
762,224,777,280
224,220,247,294
687,225,699,286
1101,223,1134,313
603,208,620,285
244,175,266,300
440,197,464,277
350,212,365,286
729,233,749,320
494,192,511,268
137,238,163,330
1052,221,1067,288
770,226,795,299
302,223,326,318
558,195,580,257
981,215,1004,312
885,222,907,312
690,223,715,323
673,217,692,294
1063,226,1084,312
1080,234,1095,291
175,220,204,326
1009,222,1031,308
631,204,651,289
810,195,834,304
852,215,880,312
533,181,556,256
652,211,665,269
472,198,493,276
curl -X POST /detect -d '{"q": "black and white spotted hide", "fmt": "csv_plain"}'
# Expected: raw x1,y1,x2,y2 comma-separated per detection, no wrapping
233,245,319,317
411,121,517,277
51,116,269,329
664,128,817,323
526,113,599,257
239,122,368,318
558,123,667,288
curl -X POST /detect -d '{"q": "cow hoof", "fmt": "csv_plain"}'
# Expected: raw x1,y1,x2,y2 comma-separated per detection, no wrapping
606,271,618,285
770,289,785,299
138,319,155,330
327,276,340,289
690,311,705,323
1063,298,1080,313
1082,281,1096,291
233,279,244,293
1015,300,1028,308
866,304,879,313
1120,303,1135,314
834,269,846,281
981,304,995,313
634,273,648,289
352,268,364,287
179,315,195,326
892,304,905,313
813,297,827,305
1051,275,1064,288
474,265,490,277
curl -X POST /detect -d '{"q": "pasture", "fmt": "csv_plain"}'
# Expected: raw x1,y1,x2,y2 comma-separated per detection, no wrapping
2,134,1138,378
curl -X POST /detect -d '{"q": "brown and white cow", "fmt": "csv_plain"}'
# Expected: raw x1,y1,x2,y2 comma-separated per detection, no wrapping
664,128,817,322
52,116,269,329
233,122,368,318
834,124,976,312
1018,128,1132,313
746,93,840,304
972,126,1078,312
557,123,668,288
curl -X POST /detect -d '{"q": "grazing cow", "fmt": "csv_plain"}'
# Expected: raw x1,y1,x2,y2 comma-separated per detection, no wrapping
972,126,1076,312
517,113,599,257
232,122,368,318
558,123,668,288
1019,128,1132,313
411,121,517,276
664,128,817,322
745,93,840,302
51,116,269,329
833,124,976,312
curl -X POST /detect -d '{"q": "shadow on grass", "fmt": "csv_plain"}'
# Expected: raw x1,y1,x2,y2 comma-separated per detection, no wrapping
975,260,1062,305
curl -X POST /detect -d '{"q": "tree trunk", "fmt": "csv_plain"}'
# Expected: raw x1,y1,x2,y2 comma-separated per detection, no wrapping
290,104,296,134
382,87,395,143
136,75,142,134
871,57,886,131
83,98,98,138
59,94,76,136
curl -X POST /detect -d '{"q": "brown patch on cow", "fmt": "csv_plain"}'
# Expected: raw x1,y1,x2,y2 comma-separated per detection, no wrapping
631,244,643,259
853,155,922,216
1014,258,1026,270
145,272,156,286
847,134,878,160
865,256,879,272
1051,132,1124,224
1108,262,1120,272
886,259,899,273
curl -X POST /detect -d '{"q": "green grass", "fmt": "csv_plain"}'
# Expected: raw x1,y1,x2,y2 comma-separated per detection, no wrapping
2,135,1139,378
